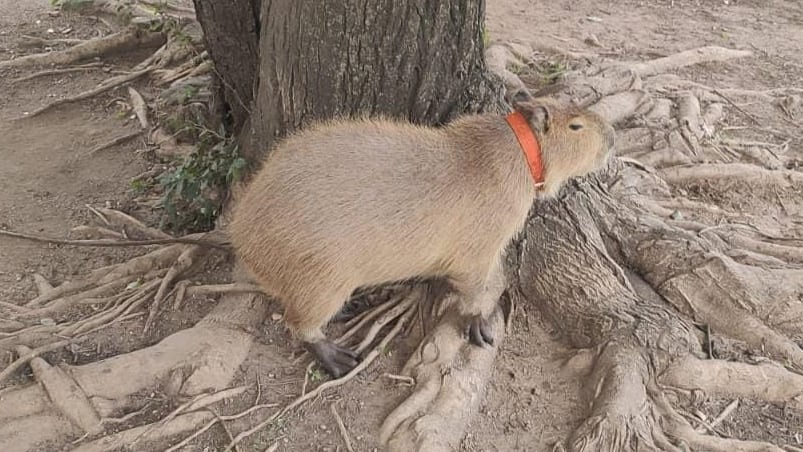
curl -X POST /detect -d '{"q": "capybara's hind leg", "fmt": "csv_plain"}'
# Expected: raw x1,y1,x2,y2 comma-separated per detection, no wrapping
285,291,361,378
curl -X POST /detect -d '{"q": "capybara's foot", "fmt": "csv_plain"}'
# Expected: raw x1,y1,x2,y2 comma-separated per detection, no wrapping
305,340,361,378
465,314,495,347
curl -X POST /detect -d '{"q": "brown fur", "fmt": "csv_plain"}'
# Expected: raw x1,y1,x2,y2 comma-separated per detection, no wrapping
229,96,615,345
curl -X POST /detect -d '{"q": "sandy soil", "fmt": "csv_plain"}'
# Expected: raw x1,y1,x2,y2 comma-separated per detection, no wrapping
1,0,801,451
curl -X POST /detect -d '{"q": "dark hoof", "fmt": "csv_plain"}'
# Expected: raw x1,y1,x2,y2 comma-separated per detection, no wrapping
466,314,495,347
305,340,361,378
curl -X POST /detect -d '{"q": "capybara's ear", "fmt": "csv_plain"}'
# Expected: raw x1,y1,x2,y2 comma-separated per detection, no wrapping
511,91,553,134
514,100,551,135
509,88,534,106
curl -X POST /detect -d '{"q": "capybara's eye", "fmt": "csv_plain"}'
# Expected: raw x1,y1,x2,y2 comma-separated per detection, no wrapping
569,123,583,131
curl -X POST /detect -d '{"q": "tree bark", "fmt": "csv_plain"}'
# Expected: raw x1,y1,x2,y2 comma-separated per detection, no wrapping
193,0,261,133
196,0,503,166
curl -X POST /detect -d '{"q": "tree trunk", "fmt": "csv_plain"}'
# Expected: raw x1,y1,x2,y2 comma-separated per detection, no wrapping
194,0,503,165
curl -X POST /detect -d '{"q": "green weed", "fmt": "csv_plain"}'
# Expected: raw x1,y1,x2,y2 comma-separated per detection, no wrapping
156,125,246,233
540,60,568,85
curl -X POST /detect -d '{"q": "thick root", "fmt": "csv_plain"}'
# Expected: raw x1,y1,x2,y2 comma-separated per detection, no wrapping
0,291,267,451
0,28,165,70
660,163,803,188
655,255,803,370
616,46,753,77
380,294,506,452
568,344,669,452
662,355,803,413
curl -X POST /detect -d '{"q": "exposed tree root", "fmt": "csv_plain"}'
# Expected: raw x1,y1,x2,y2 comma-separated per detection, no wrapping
18,34,85,48
87,206,174,240
0,28,165,70
655,391,787,452
485,43,529,93
716,233,803,264
0,291,268,451
20,67,156,119
218,291,418,452
662,355,803,413
13,22,203,120
59,0,196,25
144,244,202,332
464,43,802,451
10,63,110,83
0,228,229,250
650,253,803,370
614,46,753,78
661,163,803,188
381,302,506,451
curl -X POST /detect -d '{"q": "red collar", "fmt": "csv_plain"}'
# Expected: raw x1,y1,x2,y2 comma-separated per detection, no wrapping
505,111,545,188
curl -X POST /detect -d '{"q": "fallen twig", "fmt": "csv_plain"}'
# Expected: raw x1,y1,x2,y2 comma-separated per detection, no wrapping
222,305,413,452
86,206,173,240
0,339,71,385
20,67,156,119
11,63,109,83
713,89,762,126
330,404,355,452
85,130,143,156
164,400,280,452
709,399,739,430
132,385,250,447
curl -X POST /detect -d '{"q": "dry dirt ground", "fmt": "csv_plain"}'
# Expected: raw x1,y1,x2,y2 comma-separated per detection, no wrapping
1,0,802,451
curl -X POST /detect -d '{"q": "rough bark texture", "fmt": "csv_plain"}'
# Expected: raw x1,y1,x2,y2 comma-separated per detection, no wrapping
193,0,261,133
197,0,503,166
506,172,700,450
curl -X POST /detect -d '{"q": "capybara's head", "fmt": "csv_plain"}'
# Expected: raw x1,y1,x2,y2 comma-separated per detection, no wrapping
511,91,615,196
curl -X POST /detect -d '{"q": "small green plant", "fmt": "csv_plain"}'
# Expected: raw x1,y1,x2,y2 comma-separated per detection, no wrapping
180,85,200,105
129,178,152,196
308,368,326,383
157,126,246,233
540,60,568,85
